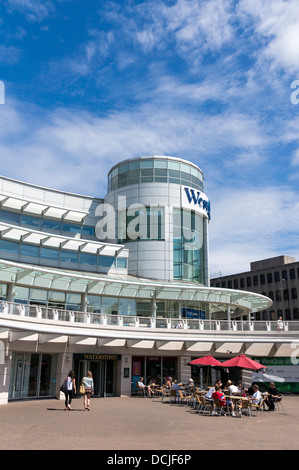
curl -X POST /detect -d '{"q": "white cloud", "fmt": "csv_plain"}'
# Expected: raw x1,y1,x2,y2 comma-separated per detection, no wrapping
5,0,55,22
238,0,299,74
209,185,299,275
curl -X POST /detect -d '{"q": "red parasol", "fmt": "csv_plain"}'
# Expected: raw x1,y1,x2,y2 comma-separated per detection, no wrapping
220,354,267,372
188,355,223,367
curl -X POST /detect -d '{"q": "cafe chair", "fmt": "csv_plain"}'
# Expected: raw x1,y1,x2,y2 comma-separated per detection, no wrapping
251,398,266,416
160,388,170,403
274,395,284,412
170,389,178,404
236,399,252,418
178,389,188,405
197,395,213,415
213,397,227,416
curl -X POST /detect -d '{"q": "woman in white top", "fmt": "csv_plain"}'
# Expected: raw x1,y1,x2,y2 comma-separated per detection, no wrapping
65,370,76,410
82,371,94,411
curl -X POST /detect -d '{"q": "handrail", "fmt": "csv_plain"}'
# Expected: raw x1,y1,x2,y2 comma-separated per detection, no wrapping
0,300,298,332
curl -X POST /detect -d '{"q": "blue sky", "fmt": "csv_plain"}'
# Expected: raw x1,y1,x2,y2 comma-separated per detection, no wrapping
0,0,299,276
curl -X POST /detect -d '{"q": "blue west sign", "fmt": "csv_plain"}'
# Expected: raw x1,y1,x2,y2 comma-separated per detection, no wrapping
184,187,211,219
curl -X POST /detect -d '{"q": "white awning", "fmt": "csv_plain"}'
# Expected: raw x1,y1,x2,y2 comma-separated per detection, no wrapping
0,222,127,257
0,195,88,223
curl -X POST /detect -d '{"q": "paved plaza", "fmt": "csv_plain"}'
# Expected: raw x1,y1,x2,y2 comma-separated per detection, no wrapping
0,395,298,451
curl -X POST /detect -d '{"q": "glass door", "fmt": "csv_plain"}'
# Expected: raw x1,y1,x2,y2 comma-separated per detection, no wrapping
77,359,114,397
9,353,57,400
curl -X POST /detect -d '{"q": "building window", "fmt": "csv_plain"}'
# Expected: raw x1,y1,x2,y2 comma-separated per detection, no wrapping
282,270,288,281
267,272,273,283
290,268,296,280
291,288,297,299
246,277,251,287
283,289,289,301
253,275,258,286
293,308,299,319
276,290,282,301
260,274,265,284
274,271,280,282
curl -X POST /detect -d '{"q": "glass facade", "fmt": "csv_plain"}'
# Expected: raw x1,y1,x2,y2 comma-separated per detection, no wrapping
0,239,127,272
108,158,203,192
0,209,96,239
118,206,164,242
173,208,205,283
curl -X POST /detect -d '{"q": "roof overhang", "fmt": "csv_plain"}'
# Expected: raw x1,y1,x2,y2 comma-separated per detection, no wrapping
0,195,88,223
0,259,272,315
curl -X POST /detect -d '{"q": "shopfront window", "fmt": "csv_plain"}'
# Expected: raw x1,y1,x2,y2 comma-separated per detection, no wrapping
131,356,178,393
9,353,57,400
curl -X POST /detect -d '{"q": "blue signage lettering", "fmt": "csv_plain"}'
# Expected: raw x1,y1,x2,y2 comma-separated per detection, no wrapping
184,187,211,219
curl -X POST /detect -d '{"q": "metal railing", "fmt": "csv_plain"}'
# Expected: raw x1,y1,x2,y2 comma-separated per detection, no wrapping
1,300,299,332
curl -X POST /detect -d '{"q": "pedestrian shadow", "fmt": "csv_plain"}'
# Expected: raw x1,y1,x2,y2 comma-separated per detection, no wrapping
47,407,85,412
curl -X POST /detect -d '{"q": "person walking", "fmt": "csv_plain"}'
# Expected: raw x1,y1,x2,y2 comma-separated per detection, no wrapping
64,370,76,410
82,371,94,411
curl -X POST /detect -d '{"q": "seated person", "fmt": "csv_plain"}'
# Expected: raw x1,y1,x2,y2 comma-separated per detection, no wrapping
264,382,279,411
171,380,180,396
165,377,172,389
212,385,236,416
250,384,261,404
227,380,239,395
247,382,256,396
138,377,153,397
204,379,222,404
185,378,195,394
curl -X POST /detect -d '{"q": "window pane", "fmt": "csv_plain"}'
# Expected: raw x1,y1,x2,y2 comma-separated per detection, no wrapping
21,215,41,229
102,296,118,315
42,219,61,231
99,255,115,267
0,239,19,253
0,210,20,224
60,250,78,263
140,159,153,168
80,253,97,265
81,226,95,237
20,244,39,257
40,247,59,260
62,223,80,234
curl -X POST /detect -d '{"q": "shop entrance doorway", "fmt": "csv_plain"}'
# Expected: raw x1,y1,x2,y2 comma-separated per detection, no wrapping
74,354,120,397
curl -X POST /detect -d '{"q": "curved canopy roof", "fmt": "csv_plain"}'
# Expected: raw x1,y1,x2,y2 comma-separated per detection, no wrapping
0,259,272,317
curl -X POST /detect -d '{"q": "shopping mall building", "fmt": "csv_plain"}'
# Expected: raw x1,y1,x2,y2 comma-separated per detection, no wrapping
0,155,288,403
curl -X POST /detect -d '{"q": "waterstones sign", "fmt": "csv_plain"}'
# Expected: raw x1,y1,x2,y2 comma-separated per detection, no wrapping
73,354,121,361
182,186,211,219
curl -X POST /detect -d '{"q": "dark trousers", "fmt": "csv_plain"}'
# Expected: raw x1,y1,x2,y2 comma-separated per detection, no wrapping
65,390,73,407
265,397,275,410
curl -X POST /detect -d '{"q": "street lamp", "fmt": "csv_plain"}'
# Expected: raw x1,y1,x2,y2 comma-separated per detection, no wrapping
282,278,291,319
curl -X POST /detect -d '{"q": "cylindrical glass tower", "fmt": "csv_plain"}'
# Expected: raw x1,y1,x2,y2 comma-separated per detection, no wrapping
104,156,210,285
